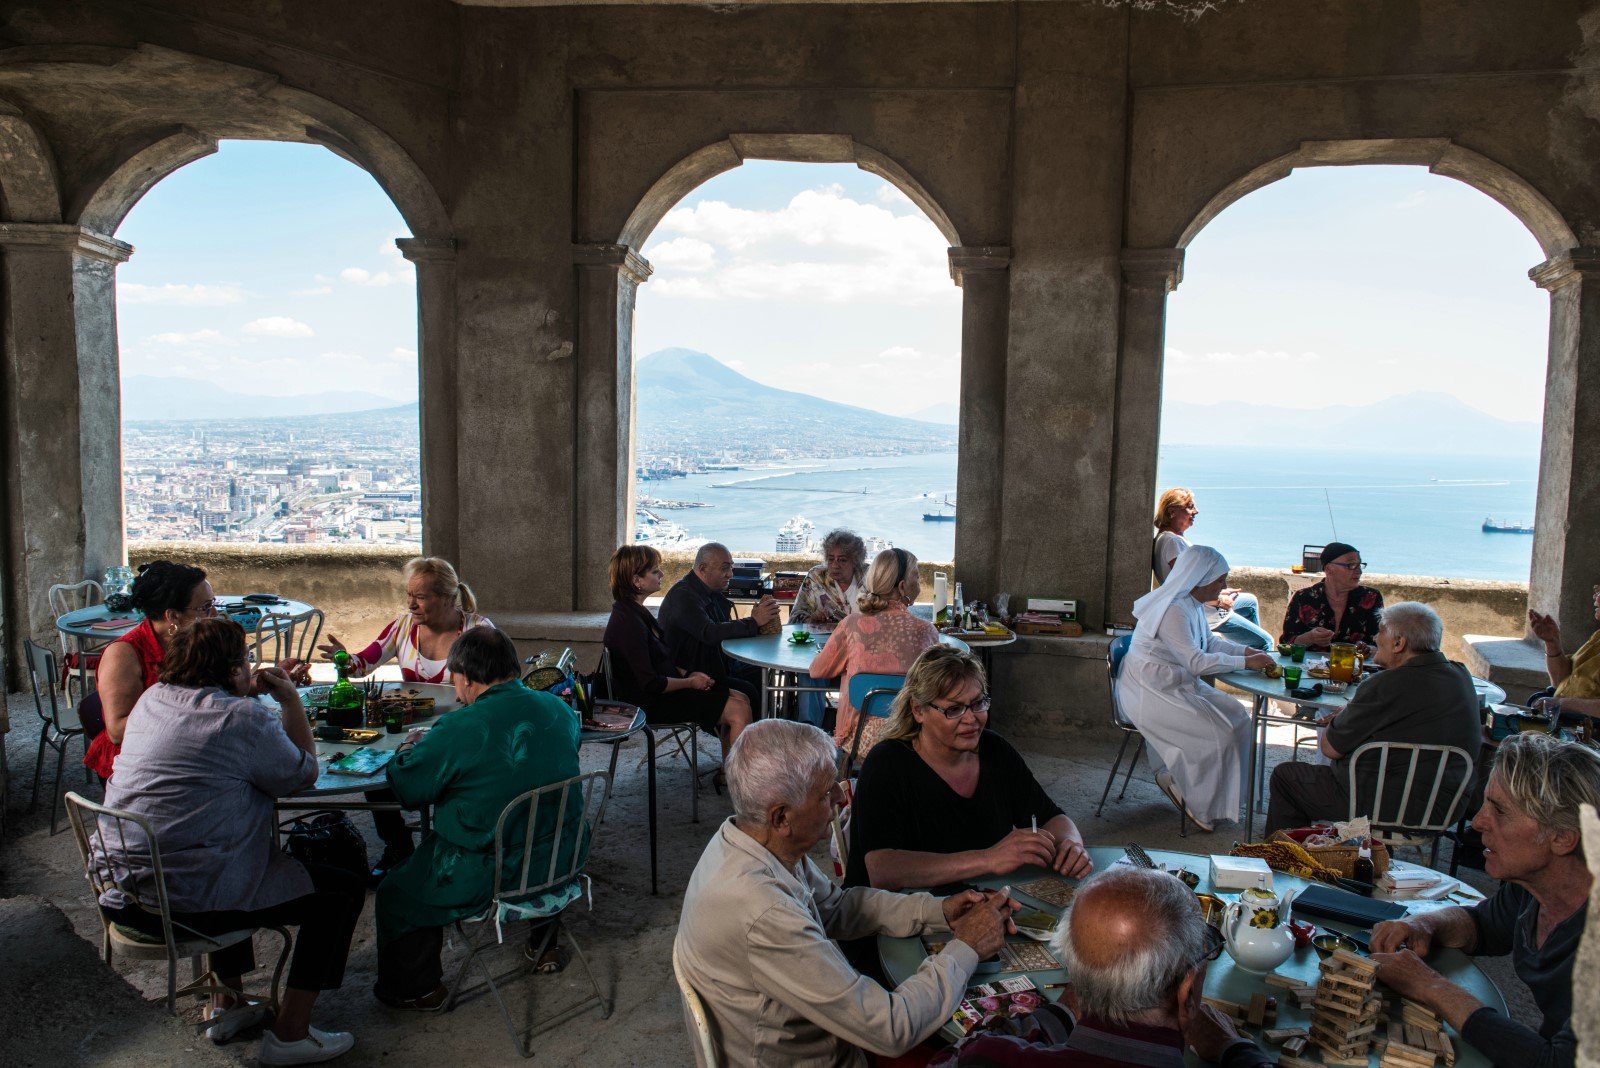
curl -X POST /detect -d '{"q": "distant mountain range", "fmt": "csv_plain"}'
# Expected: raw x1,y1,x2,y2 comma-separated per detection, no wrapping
124,375,412,422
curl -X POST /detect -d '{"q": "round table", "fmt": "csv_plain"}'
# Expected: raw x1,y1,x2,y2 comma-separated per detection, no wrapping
723,624,970,720
878,845,1506,1063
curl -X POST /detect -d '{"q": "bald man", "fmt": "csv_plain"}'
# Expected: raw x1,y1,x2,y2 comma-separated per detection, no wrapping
931,867,1272,1067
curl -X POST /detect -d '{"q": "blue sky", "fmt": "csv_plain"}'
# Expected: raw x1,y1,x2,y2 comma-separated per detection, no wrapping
115,143,1551,424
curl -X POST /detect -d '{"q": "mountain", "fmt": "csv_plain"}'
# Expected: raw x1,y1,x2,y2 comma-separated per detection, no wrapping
1161,391,1541,455
123,375,412,422
906,401,959,425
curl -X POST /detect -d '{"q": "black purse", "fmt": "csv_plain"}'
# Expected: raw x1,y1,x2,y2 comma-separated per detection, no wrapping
280,811,370,880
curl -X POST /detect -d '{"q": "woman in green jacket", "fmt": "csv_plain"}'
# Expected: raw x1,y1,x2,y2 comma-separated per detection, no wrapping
372,626,582,1009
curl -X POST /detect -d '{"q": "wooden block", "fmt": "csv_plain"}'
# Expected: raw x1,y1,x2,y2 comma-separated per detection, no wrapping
1248,993,1269,1027
1385,1041,1438,1067
1332,948,1379,974
1277,1055,1320,1068
1265,972,1302,990
1264,1028,1310,1044
1438,1031,1455,1066
1402,1001,1440,1024
1283,1036,1309,1056
1326,1054,1370,1068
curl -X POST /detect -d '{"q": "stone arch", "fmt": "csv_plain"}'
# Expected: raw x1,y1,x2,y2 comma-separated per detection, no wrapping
0,101,61,222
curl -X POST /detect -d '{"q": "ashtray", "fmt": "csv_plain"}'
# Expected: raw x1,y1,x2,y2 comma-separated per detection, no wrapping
1321,681,1349,694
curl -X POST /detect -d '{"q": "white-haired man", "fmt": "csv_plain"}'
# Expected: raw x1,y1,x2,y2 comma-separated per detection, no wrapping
1266,601,1482,835
675,719,1013,1066
931,866,1271,1067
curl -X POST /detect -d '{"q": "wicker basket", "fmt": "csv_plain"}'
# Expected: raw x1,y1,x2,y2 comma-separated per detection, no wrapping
1268,831,1390,879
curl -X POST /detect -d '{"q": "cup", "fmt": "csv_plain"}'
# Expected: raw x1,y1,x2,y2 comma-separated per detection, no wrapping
1329,642,1358,683
1290,645,1307,664
1283,666,1303,689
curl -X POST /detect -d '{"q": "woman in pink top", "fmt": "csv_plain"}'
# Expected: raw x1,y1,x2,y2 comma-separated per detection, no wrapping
809,548,939,756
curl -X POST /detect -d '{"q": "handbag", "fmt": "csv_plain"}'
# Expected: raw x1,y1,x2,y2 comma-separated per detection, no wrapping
280,811,370,880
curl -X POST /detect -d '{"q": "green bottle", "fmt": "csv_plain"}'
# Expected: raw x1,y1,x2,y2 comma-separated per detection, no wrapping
327,650,364,728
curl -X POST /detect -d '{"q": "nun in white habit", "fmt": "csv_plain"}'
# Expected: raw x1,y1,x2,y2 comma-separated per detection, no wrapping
1118,544,1274,831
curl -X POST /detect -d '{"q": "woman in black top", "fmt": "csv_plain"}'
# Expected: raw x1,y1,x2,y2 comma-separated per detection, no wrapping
602,545,753,747
845,645,1093,890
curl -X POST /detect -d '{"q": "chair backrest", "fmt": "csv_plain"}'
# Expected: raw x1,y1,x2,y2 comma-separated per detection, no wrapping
847,673,905,720
249,607,324,666
49,579,104,619
491,770,611,903
596,646,614,700
63,790,184,952
1347,742,1476,835
1106,634,1134,729
671,942,722,1067
23,639,66,730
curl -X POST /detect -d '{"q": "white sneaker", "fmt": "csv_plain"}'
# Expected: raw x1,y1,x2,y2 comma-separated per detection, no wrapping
258,1026,356,1066
1154,770,1214,833
205,1002,271,1044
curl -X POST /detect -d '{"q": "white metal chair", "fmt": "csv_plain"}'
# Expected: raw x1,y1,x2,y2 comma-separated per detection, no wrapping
1347,742,1477,867
248,606,324,667
23,639,87,834
63,791,291,1027
445,770,612,1057
48,579,105,699
671,942,722,1066
599,645,713,822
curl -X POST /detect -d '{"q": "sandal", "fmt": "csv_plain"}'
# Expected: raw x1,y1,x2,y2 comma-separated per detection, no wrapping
524,940,566,974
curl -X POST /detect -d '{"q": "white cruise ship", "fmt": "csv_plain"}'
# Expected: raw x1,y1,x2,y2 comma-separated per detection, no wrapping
776,516,814,553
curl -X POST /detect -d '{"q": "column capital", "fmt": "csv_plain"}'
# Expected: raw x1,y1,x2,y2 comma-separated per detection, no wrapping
573,242,652,285
1120,247,1184,292
948,246,1011,286
0,223,131,263
1530,247,1600,292
395,236,456,264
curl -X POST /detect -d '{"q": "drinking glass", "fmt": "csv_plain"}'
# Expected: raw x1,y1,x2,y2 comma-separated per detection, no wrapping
1282,666,1303,689
1290,645,1307,664
1329,642,1358,683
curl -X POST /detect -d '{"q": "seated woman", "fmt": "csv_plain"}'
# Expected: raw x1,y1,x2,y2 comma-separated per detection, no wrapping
84,559,220,781
845,645,1092,890
791,528,868,727
1527,582,1600,721
810,547,940,756
1152,486,1273,650
1120,545,1277,832
1280,541,1383,653
373,626,583,1008
603,544,753,753
316,556,493,880
94,618,364,1065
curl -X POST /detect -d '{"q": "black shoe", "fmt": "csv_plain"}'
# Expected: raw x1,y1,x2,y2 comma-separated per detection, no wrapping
374,982,449,1011
369,844,414,887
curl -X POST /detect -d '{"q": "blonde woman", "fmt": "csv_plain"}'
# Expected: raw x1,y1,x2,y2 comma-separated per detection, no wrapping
1152,486,1273,650
844,646,1090,890
809,548,939,752
317,557,493,683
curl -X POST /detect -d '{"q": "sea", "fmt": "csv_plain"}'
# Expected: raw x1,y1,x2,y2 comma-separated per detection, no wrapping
638,446,1541,583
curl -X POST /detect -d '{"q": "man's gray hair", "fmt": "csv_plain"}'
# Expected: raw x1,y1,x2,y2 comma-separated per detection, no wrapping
724,719,839,826
1492,732,1600,856
693,542,731,568
1050,867,1209,1025
1382,601,1443,653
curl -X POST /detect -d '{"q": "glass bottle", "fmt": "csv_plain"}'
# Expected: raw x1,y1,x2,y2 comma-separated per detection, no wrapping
1352,840,1375,883
327,650,364,728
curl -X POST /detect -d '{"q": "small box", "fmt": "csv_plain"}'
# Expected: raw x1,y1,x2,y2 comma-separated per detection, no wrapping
1209,854,1274,890
1026,597,1078,621
1301,545,1325,574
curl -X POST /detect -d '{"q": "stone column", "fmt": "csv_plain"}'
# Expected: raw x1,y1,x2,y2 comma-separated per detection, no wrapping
0,223,131,678
573,243,652,611
949,247,1011,604
1105,248,1184,626
396,237,459,564
1530,248,1600,645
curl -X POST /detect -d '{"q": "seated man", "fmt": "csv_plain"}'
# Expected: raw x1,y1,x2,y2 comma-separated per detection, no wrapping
932,866,1271,1067
1266,602,1481,835
371,626,582,1009
1371,733,1600,1068
658,541,778,703
675,719,1013,1066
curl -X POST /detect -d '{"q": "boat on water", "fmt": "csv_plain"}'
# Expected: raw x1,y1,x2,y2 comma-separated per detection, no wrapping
1482,517,1534,534
776,516,815,553
923,494,957,522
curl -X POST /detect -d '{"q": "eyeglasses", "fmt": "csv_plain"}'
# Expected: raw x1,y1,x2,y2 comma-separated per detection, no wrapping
1190,924,1225,967
927,695,991,720
191,599,219,617
1328,561,1366,572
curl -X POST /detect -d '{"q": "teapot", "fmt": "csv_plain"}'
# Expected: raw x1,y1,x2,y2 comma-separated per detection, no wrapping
1222,881,1297,973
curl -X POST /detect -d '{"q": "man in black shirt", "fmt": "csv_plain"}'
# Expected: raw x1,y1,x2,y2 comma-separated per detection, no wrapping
1369,733,1600,1068
658,542,777,702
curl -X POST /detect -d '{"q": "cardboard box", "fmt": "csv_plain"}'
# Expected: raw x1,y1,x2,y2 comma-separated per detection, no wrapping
1209,854,1274,890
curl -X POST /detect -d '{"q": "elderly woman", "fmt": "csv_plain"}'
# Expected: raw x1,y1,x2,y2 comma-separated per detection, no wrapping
846,645,1091,890
1528,583,1600,721
372,626,582,1008
93,618,364,1064
1370,733,1600,1068
1121,545,1277,832
791,528,868,629
83,559,218,780
1280,541,1383,652
675,718,1012,1067
1152,487,1273,650
810,547,940,753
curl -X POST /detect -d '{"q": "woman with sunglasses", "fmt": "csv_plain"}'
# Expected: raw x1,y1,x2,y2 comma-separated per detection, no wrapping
1280,541,1384,653
809,547,941,753
843,645,1091,890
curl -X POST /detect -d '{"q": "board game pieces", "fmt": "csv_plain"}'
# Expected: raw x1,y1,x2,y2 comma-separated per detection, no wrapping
1309,948,1384,1063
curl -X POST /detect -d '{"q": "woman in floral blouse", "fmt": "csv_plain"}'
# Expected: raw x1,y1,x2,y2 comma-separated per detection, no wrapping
790,529,868,629
1280,541,1383,652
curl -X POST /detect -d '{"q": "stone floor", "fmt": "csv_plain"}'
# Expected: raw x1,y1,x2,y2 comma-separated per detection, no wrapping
0,692,1540,1067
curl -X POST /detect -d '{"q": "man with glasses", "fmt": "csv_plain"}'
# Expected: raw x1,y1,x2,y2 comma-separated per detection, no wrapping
932,866,1270,1066
1280,541,1385,653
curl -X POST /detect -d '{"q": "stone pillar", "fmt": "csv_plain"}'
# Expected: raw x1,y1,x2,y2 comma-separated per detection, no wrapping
1530,248,1600,645
0,223,132,679
949,247,1011,603
1105,248,1184,626
573,243,651,611
396,237,459,564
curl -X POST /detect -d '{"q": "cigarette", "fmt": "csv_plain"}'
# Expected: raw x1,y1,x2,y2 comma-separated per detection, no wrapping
1031,815,1037,834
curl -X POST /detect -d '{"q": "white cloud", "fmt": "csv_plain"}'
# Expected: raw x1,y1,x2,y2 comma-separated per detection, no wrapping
119,282,245,306
1395,190,1429,211
649,237,717,272
874,183,915,210
244,316,314,339
147,328,231,347
1165,347,1317,366
292,285,333,296
340,266,409,287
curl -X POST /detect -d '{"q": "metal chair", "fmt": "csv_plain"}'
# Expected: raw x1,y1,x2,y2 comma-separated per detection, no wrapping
1096,634,1144,816
248,606,324,667
1347,742,1477,867
63,791,291,1026
842,672,905,777
48,579,105,699
599,645,712,822
672,942,722,1066
445,770,612,1057
23,639,87,834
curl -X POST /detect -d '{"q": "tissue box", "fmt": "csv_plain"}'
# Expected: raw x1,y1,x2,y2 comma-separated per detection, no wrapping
1208,855,1273,891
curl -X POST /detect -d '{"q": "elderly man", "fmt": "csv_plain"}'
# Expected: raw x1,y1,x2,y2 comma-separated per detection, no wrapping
1265,601,1482,835
1370,733,1600,1068
932,866,1271,1066
659,541,779,703
675,719,1013,1066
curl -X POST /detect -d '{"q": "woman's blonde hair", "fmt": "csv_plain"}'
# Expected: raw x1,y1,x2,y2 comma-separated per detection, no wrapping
1154,487,1194,531
880,645,987,744
856,548,919,615
608,544,662,603
404,556,477,614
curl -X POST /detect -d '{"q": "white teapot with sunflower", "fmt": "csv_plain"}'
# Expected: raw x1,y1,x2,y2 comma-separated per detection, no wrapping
1221,880,1296,973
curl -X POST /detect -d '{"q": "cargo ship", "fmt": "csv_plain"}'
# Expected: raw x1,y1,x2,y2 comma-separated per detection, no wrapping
922,494,956,522
1482,517,1534,534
